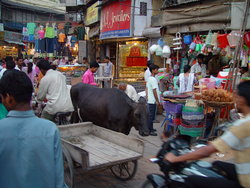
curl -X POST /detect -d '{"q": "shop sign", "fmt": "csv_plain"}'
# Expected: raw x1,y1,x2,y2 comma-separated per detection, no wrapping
85,1,100,25
100,0,131,39
78,40,87,63
4,31,23,43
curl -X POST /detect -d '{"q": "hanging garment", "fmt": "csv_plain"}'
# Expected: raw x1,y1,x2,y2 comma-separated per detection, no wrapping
34,27,40,40
23,27,29,41
35,39,39,52
45,38,54,53
64,22,72,35
28,34,35,42
76,26,85,40
58,42,65,56
38,39,45,53
66,36,72,46
58,23,64,30
71,36,78,47
27,22,36,35
38,30,45,39
178,73,195,94
58,33,66,43
45,27,55,38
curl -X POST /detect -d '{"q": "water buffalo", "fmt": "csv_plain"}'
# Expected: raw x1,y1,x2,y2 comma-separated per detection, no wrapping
70,83,149,136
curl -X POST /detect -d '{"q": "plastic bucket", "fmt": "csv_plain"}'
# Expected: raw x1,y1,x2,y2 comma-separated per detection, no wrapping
244,32,250,48
183,35,192,45
199,78,216,89
217,34,229,48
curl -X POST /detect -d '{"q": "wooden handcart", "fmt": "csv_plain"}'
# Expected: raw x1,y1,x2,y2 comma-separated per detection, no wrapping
58,122,144,188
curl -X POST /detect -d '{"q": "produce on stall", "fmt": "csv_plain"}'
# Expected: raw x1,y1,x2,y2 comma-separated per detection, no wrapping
57,65,87,85
201,89,233,103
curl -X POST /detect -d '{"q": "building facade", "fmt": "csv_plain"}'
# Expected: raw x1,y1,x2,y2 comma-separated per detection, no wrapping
0,0,66,58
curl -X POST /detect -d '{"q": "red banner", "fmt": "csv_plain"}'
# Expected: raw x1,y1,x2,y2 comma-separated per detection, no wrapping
100,0,131,39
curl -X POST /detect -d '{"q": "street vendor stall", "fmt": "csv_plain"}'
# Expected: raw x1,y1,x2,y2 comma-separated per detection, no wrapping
57,64,87,85
201,89,234,138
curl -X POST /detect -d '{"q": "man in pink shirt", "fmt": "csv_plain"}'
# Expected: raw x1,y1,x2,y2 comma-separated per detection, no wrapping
82,61,99,86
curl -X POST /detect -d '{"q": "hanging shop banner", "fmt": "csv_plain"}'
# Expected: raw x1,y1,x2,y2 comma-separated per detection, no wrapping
231,2,250,29
85,1,101,26
0,23,4,31
100,0,131,39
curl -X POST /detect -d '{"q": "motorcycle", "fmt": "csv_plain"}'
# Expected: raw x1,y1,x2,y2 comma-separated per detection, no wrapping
142,135,226,188
32,97,71,125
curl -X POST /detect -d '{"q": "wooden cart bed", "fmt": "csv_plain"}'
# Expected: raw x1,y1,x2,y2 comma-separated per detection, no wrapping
58,122,144,171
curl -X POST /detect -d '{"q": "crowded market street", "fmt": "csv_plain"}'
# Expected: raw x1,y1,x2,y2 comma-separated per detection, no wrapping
0,0,250,188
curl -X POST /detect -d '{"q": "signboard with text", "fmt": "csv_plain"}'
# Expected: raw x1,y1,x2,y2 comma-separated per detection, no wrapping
100,0,131,39
85,1,100,26
4,31,23,42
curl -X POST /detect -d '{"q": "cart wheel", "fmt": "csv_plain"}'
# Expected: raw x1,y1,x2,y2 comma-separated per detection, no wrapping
110,160,137,181
62,146,74,188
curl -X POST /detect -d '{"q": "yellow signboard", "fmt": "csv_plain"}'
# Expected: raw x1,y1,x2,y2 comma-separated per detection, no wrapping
85,1,100,26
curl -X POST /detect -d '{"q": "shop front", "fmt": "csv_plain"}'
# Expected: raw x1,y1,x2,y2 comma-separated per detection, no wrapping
100,0,148,89
118,40,148,81
0,31,24,59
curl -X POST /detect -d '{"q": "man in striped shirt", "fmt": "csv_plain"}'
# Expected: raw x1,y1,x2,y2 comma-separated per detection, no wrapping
165,81,250,188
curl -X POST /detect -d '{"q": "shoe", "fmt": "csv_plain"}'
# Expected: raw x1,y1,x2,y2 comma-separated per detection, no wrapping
153,120,160,123
149,131,158,136
141,132,149,137
152,129,157,132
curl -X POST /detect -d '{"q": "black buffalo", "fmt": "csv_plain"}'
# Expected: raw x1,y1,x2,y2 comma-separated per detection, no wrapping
70,83,149,136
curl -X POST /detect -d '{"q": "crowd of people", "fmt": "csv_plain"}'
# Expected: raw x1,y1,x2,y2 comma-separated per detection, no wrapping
0,58,67,187
0,53,250,188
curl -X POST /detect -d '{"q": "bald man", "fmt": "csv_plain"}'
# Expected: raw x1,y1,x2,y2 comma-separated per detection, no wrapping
118,83,139,102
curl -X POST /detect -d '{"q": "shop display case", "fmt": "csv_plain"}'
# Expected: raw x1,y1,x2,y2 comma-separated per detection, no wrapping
57,64,87,85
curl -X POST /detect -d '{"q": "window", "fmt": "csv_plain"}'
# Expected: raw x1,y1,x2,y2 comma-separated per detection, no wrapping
140,2,147,16
2,8,12,21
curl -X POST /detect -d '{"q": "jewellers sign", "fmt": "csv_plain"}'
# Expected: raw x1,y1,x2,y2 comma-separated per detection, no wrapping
100,0,131,39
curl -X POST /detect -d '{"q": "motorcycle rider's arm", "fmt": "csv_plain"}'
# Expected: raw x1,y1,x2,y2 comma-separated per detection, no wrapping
165,144,218,163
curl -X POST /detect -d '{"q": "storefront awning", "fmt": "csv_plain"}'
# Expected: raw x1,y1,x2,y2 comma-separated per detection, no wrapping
142,27,161,38
162,0,231,33
5,40,26,46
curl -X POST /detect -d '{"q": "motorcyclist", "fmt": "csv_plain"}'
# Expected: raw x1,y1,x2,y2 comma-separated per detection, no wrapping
165,81,250,188
36,59,73,122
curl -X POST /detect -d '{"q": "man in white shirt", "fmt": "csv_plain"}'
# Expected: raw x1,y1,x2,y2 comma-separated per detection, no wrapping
37,59,74,122
15,57,23,71
146,64,160,136
103,56,113,88
144,61,151,82
118,83,139,102
190,54,206,77
0,57,16,79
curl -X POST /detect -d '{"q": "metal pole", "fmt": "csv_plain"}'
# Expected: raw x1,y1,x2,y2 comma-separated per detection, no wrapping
231,0,250,90
115,42,119,79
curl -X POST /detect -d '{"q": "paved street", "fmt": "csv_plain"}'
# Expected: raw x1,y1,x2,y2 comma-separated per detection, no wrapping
73,114,233,188
74,115,165,188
